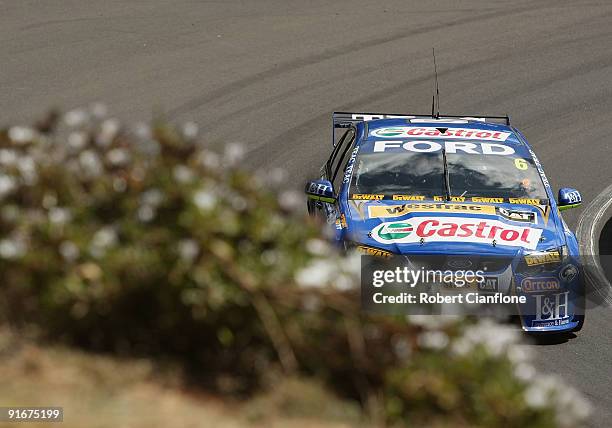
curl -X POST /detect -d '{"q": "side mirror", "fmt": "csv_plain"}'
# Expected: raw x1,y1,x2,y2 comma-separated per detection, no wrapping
558,187,582,211
305,179,337,203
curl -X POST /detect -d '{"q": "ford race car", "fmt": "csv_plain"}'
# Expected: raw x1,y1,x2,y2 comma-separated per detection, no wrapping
305,112,584,333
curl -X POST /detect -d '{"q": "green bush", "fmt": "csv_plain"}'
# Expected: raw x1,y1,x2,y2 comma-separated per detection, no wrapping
0,106,590,427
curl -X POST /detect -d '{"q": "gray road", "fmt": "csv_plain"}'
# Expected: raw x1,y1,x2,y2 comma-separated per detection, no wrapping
2,0,612,425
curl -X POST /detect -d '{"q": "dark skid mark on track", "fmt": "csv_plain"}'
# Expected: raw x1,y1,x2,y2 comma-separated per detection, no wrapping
167,2,557,118
246,52,507,166
206,52,431,130
249,26,609,167
484,47,612,109
212,16,612,136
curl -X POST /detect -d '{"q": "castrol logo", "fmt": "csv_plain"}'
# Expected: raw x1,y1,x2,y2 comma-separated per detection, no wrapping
372,216,542,250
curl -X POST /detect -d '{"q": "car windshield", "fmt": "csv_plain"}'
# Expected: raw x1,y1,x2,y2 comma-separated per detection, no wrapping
350,147,548,200
350,152,445,197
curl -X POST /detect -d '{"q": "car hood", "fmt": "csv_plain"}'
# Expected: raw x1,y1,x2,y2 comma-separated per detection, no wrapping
343,199,564,256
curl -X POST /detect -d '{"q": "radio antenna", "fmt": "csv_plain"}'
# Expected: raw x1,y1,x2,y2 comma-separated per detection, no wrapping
432,48,440,118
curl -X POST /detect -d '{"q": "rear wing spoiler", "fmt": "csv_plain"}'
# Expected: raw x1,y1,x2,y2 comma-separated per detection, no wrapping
332,111,510,144
333,111,510,128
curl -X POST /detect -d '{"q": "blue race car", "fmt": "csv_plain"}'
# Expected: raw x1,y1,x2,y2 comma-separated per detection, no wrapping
305,112,584,333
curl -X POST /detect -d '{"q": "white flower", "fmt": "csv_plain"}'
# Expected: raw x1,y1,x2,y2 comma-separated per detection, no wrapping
42,194,58,209
524,383,549,409
513,362,536,382
343,251,361,276
408,314,462,330
64,109,89,127
450,337,473,356
178,239,199,262
97,118,120,147
0,175,17,198
418,330,449,350
508,345,532,365
223,143,245,166
278,190,302,211
16,156,37,185
141,189,164,207
0,238,26,259
48,207,72,225
193,189,217,211
459,319,520,356
59,241,80,262
106,148,131,166
8,126,36,144
261,250,278,265
182,122,199,139
79,150,103,177
113,177,127,192
0,149,18,166
173,165,194,184
295,259,335,288
306,239,330,256
137,205,155,222
68,132,88,151
91,226,117,249
198,150,220,171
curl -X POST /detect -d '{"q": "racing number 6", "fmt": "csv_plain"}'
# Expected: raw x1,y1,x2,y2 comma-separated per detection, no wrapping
514,158,528,170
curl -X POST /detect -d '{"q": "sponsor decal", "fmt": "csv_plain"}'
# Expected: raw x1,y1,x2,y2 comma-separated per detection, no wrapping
564,190,582,204
479,277,499,291
356,245,392,257
371,217,543,249
370,127,512,142
335,214,348,229
528,149,551,189
514,158,528,170
559,264,579,282
306,181,335,203
343,147,359,184
524,251,561,266
373,140,516,156
508,198,541,205
350,195,550,206
351,194,385,200
521,277,561,293
497,207,536,223
368,203,496,219
471,197,505,203
375,222,414,240
391,195,426,201
532,291,570,327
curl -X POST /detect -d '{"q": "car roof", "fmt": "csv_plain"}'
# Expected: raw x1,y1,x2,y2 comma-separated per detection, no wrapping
356,117,531,155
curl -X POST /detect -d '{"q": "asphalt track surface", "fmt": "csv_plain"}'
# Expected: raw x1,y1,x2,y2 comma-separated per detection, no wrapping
2,1,612,425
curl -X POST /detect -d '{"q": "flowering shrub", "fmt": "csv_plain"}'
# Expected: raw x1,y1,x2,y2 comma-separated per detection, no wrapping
0,106,589,427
